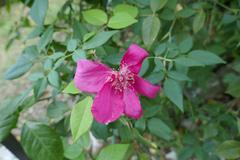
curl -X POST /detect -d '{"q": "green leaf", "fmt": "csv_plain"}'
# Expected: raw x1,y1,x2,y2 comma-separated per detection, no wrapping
63,81,80,94
193,9,206,33
108,13,137,29
0,86,33,135
176,49,224,67
135,118,146,132
43,59,53,69
178,147,195,160
82,9,108,26
91,120,110,140
179,36,193,53
139,153,149,160
176,8,196,18
72,153,85,160
47,70,60,88
164,78,183,111
168,71,191,81
62,139,83,159
203,123,218,139
119,126,133,142
4,57,33,80
104,53,123,65
73,20,88,41
67,39,78,52
19,95,36,111
175,57,204,67
147,72,164,84
154,59,164,71
154,43,166,56
150,0,168,12
4,46,38,80
143,105,161,118
26,26,44,40
148,118,172,140
188,50,225,65
28,72,45,81
113,4,138,18
226,81,240,98
70,97,93,142
233,61,240,73
96,144,131,160
142,16,161,46
72,49,86,62
21,122,64,160
83,31,118,50
221,13,238,25
47,101,69,119
34,78,48,98
53,57,65,70
83,32,96,42
237,118,240,135
49,52,65,61
159,8,175,21
216,140,240,159
139,59,150,76
0,113,18,142
0,100,19,142
78,132,90,149
38,26,54,52
0,91,31,143
29,0,48,25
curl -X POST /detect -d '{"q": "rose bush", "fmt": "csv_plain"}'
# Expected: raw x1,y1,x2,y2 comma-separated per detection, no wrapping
1,0,240,159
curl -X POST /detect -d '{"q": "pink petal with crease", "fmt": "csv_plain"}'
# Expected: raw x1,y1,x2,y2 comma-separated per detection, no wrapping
91,82,124,124
134,76,160,98
123,88,142,119
120,44,148,74
74,60,111,93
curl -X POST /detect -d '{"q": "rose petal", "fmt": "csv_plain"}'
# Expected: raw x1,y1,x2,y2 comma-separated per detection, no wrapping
91,82,124,124
120,44,148,74
123,88,142,119
134,76,160,98
74,60,111,93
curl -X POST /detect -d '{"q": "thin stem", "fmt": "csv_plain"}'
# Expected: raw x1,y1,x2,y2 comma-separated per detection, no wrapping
157,56,173,62
147,56,173,62
119,118,158,149
160,18,176,42
208,0,216,38
133,129,158,149
168,18,176,42
213,0,239,14
37,97,52,102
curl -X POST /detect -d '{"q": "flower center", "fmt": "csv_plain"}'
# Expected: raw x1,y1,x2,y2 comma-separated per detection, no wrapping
107,67,135,92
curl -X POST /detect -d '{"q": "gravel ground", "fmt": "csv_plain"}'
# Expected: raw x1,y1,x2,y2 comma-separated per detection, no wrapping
0,4,25,160
0,2,71,159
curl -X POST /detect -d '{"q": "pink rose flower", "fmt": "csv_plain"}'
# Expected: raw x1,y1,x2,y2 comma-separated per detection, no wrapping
74,44,160,124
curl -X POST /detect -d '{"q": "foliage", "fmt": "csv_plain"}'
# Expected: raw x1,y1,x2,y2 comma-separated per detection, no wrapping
1,0,240,159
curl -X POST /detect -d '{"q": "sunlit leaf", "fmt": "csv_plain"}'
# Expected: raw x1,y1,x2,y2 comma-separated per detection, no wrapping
113,4,138,18
82,9,108,26
108,13,137,29
97,144,131,160
83,31,118,50
70,97,93,142
63,81,80,94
